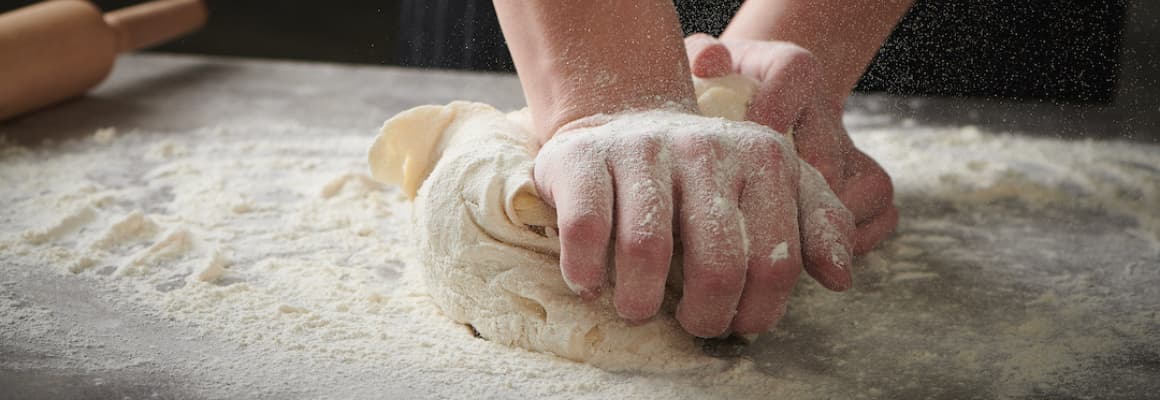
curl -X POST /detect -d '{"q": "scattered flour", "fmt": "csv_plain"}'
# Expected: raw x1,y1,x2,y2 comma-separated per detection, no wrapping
93,127,118,145
0,106,1157,398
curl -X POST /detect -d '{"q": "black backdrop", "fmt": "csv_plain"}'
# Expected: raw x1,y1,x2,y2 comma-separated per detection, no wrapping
1,0,1129,104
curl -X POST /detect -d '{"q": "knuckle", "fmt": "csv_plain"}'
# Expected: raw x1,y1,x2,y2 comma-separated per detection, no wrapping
561,134,600,155
546,130,602,155
672,134,719,158
621,133,665,163
747,259,800,287
738,133,791,161
537,138,603,177
738,134,780,156
689,266,746,295
618,233,672,263
559,214,609,243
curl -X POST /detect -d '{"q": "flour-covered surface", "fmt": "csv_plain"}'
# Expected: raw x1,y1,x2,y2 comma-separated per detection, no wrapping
1,55,1158,399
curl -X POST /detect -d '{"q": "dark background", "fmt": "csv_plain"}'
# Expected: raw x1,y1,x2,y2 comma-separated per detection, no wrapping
1,0,1153,106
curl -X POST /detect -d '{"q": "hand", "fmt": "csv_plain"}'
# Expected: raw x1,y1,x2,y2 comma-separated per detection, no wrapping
685,34,898,254
533,109,854,337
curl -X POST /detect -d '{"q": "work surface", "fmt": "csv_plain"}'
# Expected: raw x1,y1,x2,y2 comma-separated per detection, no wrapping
1,54,1158,400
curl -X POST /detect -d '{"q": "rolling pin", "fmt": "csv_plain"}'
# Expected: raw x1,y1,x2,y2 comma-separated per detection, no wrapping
0,0,208,121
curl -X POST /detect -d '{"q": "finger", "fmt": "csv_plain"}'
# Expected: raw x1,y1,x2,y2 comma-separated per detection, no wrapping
838,149,895,224
685,33,732,78
854,204,899,255
610,136,675,321
535,144,614,300
797,160,855,292
730,139,803,334
673,137,748,338
722,39,819,134
723,39,847,193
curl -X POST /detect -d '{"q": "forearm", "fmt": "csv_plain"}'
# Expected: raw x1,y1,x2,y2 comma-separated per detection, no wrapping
722,0,913,102
493,0,695,145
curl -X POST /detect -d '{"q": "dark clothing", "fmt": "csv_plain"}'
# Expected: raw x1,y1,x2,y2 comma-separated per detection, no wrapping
394,0,742,72
393,0,1124,104
395,0,513,71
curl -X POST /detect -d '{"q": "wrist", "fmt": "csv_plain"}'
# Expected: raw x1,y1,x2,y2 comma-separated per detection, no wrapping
494,0,697,147
538,78,697,145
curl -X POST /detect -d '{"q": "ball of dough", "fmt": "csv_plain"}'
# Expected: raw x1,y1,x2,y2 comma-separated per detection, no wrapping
367,76,759,371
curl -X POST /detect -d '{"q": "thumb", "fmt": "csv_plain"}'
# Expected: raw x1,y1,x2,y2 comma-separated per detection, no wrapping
684,33,732,78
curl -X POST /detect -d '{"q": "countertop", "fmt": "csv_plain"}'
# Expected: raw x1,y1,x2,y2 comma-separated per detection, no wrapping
1,54,1157,400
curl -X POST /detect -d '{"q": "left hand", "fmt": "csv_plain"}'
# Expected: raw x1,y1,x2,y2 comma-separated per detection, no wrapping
684,34,898,255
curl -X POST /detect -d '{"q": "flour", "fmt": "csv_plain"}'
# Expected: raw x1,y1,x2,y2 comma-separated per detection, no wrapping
769,242,789,263
93,127,118,144
1,99,1158,398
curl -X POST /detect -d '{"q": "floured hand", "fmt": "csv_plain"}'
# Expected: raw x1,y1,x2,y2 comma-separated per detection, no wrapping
533,109,853,337
685,34,899,254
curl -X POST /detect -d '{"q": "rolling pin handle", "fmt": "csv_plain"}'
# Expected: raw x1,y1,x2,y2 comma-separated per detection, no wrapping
104,0,208,53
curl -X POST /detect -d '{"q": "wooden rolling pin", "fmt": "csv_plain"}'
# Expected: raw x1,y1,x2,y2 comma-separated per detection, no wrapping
0,0,208,121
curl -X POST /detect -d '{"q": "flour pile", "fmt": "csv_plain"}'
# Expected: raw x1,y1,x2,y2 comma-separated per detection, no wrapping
1,102,1158,398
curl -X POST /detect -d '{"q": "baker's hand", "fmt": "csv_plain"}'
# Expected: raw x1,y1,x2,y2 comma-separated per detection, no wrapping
685,34,898,254
533,110,853,337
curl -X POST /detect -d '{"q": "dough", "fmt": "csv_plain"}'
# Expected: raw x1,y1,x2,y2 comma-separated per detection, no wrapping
367,76,759,371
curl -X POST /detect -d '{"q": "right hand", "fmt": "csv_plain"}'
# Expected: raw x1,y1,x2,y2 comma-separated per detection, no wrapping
685,34,898,255
533,108,855,337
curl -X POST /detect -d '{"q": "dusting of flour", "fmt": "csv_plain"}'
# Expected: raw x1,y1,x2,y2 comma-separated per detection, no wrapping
1,112,1158,398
